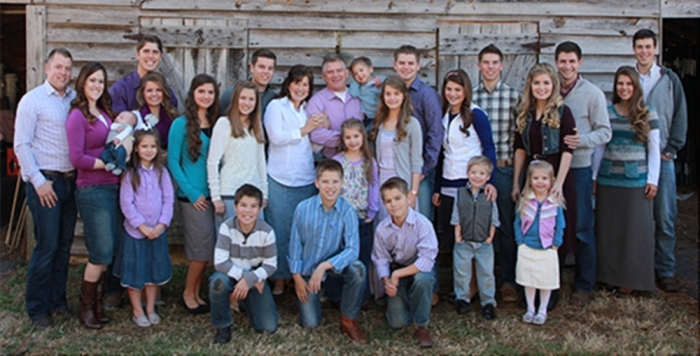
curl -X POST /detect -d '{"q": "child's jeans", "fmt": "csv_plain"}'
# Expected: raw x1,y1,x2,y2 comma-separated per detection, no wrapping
386,268,435,329
100,143,126,172
453,241,497,306
209,272,278,333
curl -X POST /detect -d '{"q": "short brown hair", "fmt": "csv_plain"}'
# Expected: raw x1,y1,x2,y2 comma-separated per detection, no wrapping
234,184,263,206
380,177,409,196
394,45,420,62
315,159,344,180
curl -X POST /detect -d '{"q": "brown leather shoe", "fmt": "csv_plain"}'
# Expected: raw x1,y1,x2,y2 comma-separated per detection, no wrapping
413,326,433,348
80,280,102,329
340,315,368,344
94,273,110,324
500,283,519,303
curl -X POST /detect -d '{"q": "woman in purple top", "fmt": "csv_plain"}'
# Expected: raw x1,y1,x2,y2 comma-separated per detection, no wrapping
66,62,119,330
133,72,178,149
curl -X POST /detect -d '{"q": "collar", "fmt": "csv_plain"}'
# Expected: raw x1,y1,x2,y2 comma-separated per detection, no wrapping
385,208,418,229
477,79,503,94
408,77,423,92
232,216,257,235
281,96,306,112
42,80,73,98
466,182,486,194
139,163,155,171
525,191,557,204
636,62,660,78
560,75,580,97
313,194,339,212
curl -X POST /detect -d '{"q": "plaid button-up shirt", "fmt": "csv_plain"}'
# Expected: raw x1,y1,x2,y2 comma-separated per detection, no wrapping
472,80,521,162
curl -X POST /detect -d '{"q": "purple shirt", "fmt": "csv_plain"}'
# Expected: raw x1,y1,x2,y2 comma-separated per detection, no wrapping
372,208,438,281
407,78,444,175
66,108,119,187
137,105,173,149
109,71,178,113
120,165,174,239
307,88,363,158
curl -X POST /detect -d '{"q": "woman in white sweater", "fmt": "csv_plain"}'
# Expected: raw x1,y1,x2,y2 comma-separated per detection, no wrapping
207,80,268,226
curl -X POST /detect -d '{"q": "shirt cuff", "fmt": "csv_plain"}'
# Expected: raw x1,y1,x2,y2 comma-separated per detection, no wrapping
242,271,258,288
414,257,435,273
289,260,302,275
376,265,390,280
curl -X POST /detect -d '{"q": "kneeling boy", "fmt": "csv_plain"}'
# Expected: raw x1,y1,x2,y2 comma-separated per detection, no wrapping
372,177,438,348
209,184,278,344
288,159,368,343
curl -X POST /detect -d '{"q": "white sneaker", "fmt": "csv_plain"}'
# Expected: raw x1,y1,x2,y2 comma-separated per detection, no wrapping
522,311,534,323
133,315,151,328
533,313,547,325
147,313,161,325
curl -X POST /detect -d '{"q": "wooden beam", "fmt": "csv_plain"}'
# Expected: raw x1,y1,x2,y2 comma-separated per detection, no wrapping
140,24,247,48
662,0,700,18
26,5,47,90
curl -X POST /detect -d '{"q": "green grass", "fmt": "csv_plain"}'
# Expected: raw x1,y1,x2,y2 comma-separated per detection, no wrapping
1,264,697,355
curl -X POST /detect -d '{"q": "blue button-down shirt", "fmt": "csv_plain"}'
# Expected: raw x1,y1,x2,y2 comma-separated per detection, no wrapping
407,78,444,175
288,195,360,276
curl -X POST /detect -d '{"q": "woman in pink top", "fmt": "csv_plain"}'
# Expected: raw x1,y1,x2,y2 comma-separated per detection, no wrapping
66,62,119,330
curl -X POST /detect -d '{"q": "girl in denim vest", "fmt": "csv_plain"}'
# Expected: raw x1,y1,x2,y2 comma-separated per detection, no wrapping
515,160,565,326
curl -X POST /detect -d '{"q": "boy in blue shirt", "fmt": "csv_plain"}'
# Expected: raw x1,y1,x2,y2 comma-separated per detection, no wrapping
288,159,368,343
348,57,382,131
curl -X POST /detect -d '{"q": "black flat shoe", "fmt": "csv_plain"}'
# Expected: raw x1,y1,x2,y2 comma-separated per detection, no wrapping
181,297,209,315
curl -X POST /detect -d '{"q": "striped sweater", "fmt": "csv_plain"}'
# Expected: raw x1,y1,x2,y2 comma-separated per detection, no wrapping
214,217,277,288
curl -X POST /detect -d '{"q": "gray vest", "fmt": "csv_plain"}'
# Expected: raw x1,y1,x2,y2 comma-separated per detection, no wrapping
456,186,493,243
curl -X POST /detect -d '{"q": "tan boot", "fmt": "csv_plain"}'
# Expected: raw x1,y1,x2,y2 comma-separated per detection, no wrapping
340,315,368,344
80,280,102,329
95,273,110,324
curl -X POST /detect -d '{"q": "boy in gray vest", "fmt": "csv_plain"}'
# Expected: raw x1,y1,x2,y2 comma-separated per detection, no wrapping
451,156,500,319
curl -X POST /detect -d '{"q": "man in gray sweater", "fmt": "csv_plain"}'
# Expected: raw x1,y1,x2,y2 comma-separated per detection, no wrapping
555,42,612,306
632,29,687,293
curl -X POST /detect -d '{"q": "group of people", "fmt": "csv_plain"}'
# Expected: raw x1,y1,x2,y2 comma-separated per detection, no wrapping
14,28,686,348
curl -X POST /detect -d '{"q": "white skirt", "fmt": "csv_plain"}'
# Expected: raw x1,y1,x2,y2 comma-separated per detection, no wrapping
516,244,560,290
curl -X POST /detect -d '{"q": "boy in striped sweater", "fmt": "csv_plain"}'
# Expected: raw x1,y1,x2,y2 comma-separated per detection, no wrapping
209,184,278,344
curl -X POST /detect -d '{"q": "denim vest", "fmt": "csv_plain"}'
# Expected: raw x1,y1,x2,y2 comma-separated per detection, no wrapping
520,106,564,158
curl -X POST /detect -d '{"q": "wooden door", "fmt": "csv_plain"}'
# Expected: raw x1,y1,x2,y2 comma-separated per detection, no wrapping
139,17,250,108
438,21,540,92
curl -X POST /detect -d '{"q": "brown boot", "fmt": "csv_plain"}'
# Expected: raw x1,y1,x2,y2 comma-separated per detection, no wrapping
340,315,368,344
80,280,102,329
95,273,110,324
413,326,433,348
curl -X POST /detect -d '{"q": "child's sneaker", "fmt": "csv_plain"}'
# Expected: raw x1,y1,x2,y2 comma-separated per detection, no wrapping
482,304,496,320
533,313,547,325
104,163,115,171
522,311,534,323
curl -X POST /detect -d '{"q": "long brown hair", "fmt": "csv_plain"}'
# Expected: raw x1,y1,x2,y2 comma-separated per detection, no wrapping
184,74,219,161
370,76,413,143
136,72,179,119
125,129,165,192
612,66,650,142
338,118,375,185
71,62,114,123
516,63,563,134
226,80,264,143
441,69,474,136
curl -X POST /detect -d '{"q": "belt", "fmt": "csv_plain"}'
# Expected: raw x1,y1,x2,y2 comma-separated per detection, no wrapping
497,158,513,168
41,169,76,179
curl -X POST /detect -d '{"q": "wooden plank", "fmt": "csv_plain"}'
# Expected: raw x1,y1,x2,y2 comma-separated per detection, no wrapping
248,29,435,50
26,5,47,90
37,0,137,5
48,42,136,62
140,24,247,48
47,26,139,44
247,13,437,32
161,47,186,112
662,0,700,18
440,33,540,55
70,62,136,82
540,34,636,55
46,7,138,26
140,0,660,17
540,17,659,36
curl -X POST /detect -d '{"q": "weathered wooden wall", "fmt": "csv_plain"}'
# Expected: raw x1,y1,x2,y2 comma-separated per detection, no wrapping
26,0,698,102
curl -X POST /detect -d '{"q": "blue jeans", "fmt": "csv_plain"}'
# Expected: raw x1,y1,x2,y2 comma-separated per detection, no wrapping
296,261,365,328
386,270,435,329
325,219,373,302
76,185,120,265
418,170,435,221
453,241,496,306
209,272,278,333
494,165,516,286
25,174,77,320
571,167,596,292
265,177,317,280
100,143,126,172
654,159,678,278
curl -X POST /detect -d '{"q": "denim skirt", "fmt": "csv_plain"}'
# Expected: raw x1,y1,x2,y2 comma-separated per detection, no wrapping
113,228,172,290
76,184,120,265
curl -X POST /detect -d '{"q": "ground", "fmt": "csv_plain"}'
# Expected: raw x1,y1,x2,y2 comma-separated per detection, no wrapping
0,189,697,354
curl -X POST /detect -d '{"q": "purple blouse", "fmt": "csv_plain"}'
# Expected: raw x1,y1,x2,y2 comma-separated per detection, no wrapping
120,165,174,239
66,108,119,187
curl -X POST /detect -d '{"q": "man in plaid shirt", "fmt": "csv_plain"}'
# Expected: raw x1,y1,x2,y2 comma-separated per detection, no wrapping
471,44,522,304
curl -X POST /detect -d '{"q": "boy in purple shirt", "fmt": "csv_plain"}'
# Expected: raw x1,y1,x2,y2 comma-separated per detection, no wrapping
372,177,438,348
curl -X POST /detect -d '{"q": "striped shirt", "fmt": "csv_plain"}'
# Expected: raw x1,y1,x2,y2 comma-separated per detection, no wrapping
214,217,277,288
372,208,438,281
14,80,76,188
472,80,521,162
288,195,359,277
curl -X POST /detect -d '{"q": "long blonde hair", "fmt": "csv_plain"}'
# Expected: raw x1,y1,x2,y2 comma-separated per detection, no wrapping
612,66,650,142
517,160,565,214
516,63,563,134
